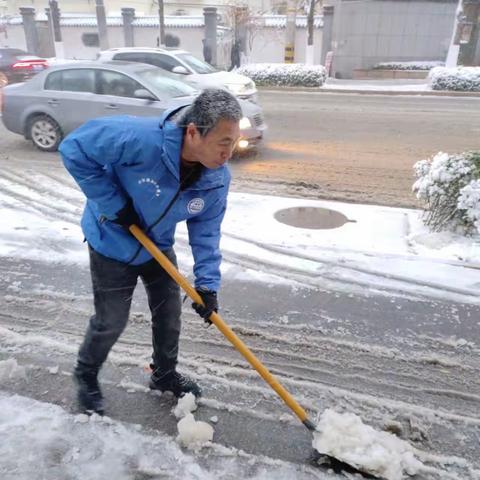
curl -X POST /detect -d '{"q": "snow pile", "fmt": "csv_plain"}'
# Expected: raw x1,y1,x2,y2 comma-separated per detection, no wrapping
313,409,423,480
458,179,480,232
177,413,214,451
429,66,480,91
173,392,197,419
173,393,214,450
374,61,443,71
237,63,327,87
0,358,26,381
413,151,480,234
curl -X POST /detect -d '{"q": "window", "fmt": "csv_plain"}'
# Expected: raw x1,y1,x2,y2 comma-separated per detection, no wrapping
82,33,99,47
143,53,183,72
44,69,95,93
176,53,217,74
97,70,146,98
136,68,196,98
113,52,148,63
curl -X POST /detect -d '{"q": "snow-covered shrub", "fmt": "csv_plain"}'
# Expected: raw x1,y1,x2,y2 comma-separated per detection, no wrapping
236,63,327,87
429,67,480,92
373,61,443,71
458,180,480,233
413,151,480,234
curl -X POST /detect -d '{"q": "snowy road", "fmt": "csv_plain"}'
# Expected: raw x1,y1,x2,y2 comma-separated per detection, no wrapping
0,154,479,479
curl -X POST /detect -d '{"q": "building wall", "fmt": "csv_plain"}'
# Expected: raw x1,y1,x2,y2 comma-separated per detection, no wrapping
0,22,322,68
1,0,271,16
331,0,457,78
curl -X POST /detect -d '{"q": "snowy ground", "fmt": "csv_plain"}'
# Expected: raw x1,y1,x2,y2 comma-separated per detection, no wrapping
322,79,430,93
1,164,479,479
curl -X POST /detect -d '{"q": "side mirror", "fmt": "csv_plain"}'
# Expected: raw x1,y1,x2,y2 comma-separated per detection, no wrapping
172,66,189,75
134,89,157,101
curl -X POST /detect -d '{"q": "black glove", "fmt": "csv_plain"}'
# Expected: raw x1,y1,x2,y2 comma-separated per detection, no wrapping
192,287,218,324
112,198,141,229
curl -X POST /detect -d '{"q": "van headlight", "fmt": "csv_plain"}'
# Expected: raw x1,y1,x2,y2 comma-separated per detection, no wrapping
239,117,251,129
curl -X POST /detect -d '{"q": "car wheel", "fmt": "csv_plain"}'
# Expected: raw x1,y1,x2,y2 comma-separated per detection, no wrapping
28,115,63,152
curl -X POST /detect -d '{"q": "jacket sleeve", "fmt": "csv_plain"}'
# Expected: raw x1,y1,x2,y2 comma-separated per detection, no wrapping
59,119,132,218
187,191,228,292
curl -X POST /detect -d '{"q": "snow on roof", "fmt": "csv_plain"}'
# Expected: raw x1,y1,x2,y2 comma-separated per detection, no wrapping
262,15,323,28
3,14,204,28
3,13,323,29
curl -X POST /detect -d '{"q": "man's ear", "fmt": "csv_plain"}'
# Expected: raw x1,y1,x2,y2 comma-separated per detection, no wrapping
186,123,199,140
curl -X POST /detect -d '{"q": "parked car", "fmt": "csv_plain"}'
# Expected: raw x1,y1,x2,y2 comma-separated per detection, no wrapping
97,47,258,103
1,61,266,152
0,48,48,85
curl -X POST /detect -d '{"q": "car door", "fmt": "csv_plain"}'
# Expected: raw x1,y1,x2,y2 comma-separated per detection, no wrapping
43,68,97,133
95,69,166,118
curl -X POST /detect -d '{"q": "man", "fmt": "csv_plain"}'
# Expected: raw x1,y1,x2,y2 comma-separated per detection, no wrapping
202,39,212,64
60,89,242,415
230,40,241,71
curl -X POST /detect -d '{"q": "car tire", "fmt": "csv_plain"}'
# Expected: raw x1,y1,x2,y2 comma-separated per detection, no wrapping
28,115,63,152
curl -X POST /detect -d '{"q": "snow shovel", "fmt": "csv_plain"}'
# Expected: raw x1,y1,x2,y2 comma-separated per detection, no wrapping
129,225,380,478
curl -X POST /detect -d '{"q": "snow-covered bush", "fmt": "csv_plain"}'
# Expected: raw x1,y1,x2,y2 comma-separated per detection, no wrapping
413,151,480,234
429,67,480,92
236,63,327,87
373,61,443,71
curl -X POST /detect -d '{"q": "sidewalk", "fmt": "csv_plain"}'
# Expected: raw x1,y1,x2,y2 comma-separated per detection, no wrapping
259,78,480,97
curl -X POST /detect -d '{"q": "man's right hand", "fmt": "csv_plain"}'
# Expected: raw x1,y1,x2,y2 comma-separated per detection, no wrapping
112,198,141,229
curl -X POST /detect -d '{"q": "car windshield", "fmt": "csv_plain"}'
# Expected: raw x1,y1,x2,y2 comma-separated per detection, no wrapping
135,68,197,98
176,53,217,74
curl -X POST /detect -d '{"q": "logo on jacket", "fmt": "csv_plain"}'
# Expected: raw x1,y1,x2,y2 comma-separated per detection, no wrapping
187,198,205,214
138,177,161,197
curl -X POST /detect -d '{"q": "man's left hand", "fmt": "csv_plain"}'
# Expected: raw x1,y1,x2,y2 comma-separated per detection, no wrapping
192,287,218,324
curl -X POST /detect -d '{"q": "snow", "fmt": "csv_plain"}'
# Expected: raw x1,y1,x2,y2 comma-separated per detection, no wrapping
0,358,26,381
0,173,479,304
313,409,423,480
173,392,198,419
374,61,444,71
429,67,480,92
176,413,214,450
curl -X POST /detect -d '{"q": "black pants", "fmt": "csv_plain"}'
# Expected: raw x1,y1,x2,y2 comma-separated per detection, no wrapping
77,245,181,374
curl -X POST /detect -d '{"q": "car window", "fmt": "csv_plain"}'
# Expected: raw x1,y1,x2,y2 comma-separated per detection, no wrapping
135,68,196,98
113,52,147,63
44,69,95,93
97,70,147,98
176,53,217,74
143,53,182,72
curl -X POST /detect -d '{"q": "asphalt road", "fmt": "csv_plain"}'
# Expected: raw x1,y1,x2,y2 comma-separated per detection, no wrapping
230,91,480,207
2,91,480,208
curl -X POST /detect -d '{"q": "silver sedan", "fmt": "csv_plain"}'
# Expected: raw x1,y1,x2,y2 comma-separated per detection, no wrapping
1,61,266,152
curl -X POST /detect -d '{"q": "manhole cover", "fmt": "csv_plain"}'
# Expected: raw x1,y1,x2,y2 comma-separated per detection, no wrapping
274,207,355,230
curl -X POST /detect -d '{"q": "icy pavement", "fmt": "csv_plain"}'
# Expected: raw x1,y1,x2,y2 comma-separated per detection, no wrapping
0,165,479,479
0,166,479,304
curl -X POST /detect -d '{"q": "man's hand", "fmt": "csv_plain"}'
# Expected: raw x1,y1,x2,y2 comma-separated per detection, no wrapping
112,198,141,230
192,287,218,324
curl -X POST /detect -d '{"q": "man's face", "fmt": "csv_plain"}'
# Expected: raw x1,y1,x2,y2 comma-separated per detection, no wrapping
185,119,241,169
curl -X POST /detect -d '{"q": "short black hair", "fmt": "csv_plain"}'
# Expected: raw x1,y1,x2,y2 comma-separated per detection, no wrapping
177,88,242,137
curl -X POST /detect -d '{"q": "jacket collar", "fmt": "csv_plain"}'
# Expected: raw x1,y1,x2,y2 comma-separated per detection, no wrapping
159,106,227,191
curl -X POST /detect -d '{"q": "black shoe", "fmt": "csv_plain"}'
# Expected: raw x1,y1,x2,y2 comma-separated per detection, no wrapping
149,369,202,398
73,365,104,415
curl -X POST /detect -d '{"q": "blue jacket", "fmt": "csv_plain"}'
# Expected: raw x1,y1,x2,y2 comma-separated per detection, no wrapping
59,108,230,292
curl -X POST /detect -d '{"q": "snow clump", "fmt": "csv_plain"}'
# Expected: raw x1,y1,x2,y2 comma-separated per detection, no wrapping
173,392,197,419
313,409,423,480
176,414,214,450
0,358,27,381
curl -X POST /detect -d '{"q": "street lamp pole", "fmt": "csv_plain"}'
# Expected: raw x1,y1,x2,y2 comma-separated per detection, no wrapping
157,0,165,46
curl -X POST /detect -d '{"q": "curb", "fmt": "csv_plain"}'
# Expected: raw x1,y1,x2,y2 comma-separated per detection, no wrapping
258,86,480,97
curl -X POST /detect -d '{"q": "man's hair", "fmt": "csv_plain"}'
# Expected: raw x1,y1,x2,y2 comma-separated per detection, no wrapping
177,88,242,137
